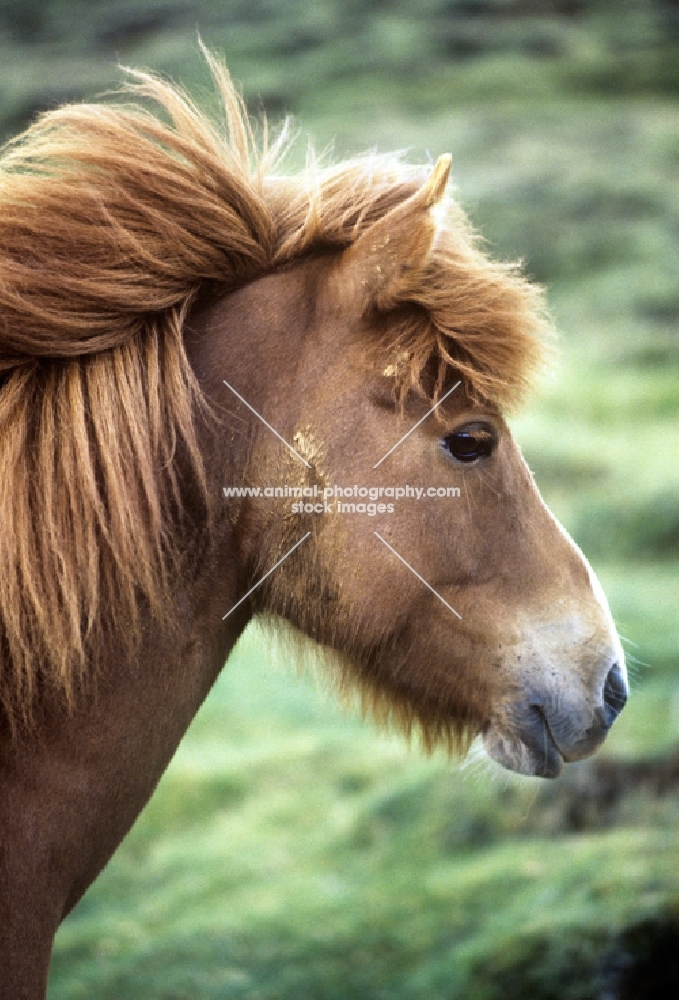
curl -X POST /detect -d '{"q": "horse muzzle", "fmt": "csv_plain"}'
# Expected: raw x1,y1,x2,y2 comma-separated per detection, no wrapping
482,661,629,779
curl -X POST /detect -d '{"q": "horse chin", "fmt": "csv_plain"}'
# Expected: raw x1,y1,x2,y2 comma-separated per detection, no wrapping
482,712,564,779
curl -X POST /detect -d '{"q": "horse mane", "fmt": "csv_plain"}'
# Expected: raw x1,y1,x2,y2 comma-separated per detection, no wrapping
0,50,548,730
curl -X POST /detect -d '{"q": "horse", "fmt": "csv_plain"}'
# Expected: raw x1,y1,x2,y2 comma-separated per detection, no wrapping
0,51,627,998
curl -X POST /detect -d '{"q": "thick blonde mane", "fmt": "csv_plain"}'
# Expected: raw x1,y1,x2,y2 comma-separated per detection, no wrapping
0,51,548,729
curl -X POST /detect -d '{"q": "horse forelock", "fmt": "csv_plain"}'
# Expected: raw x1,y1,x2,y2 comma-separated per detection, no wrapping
0,51,549,728
267,145,551,412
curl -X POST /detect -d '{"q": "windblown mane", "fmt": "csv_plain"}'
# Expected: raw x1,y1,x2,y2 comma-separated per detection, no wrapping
0,51,548,729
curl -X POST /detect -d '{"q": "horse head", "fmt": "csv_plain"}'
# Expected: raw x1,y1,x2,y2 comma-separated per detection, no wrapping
190,155,627,778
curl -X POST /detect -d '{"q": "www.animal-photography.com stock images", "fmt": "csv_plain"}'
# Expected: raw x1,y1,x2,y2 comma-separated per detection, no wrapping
0,2,677,999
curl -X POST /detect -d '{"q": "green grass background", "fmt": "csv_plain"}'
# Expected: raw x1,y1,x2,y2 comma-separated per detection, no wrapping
1,1,678,997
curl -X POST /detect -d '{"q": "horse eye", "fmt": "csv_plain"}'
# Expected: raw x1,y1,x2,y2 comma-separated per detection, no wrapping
441,422,498,463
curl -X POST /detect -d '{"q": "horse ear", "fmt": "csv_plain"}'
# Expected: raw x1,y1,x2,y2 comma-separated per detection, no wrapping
334,154,452,314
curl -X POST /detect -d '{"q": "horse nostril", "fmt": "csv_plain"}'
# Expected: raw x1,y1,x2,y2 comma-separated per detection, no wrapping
602,662,628,727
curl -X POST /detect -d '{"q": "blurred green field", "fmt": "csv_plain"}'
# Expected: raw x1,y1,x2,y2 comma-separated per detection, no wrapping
49,616,679,1000
1,1,677,997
